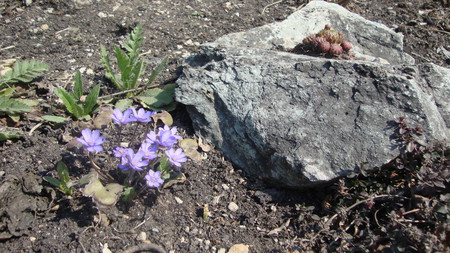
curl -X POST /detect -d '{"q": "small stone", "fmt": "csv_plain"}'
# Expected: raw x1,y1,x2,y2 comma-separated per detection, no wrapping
86,69,94,75
221,184,230,191
228,244,249,253
136,232,147,241
218,249,227,253
228,202,239,212
174,196,183,204
98,12,108,18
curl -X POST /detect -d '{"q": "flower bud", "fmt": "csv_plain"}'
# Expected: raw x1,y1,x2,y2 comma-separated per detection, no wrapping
341,41,352,51
324,24,331,30
329,43,343,55
319,41,331,52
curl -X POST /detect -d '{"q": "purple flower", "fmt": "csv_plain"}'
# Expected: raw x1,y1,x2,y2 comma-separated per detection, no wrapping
145,170,164,188
165,148,187,167
113,147,131,158
146,125,182,149
139,141,158,160
111,108,134,125
76,129,105,152
131,108,155,123
121,149,149,171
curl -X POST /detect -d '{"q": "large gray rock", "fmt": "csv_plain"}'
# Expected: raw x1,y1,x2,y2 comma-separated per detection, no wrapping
175,2,449,188
208,1,415,65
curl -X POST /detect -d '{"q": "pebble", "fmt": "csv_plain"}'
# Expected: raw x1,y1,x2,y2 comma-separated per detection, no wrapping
98,12,108,18
218,249,226,253
136,232,146,241
174,196,183,204
228,244,249,253
222,184,230,191
228,202,239,212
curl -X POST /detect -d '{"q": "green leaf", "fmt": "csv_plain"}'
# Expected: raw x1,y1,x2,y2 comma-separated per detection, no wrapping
0,60,49,89
41,115,70,123
146,57,168,87
137,83,175,111
56,161,70,184
73,71,83,100
126,60,144,90
16,98,39,107
124,24,144,61
0,127,22,141
100,45,123,90
0,96,32,114
115,98,133,111
114,45,131,80
43,176,63,188
0,87,15,97
54,88,84,118
121,187,137,202
83,84,100,115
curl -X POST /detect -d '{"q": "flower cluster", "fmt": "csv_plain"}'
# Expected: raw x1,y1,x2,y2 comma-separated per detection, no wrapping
301,24,352,55
76,107,187,189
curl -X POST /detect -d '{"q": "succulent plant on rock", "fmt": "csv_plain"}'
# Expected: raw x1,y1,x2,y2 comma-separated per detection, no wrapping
295,24,353,58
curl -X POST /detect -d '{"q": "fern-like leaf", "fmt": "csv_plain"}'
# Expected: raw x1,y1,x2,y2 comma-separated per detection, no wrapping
123,24,144,62
100,45,123,90
0,60,48,89
0,96,32,114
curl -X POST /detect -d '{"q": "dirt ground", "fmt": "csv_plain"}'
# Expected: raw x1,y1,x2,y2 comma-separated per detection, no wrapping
0,0,449,252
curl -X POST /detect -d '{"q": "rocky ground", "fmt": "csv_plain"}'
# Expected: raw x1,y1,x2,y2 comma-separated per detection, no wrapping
0,0,449,252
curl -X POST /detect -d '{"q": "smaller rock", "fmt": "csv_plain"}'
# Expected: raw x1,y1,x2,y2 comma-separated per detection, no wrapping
174,196,183,204
136,232,147,241
98,12,108,18
218,248,227,253
40,24,49,30
228,244,249,253
228,202,239,212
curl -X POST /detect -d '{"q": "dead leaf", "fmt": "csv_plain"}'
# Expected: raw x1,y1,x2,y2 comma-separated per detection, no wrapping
267,219,290,236
198,136,213,152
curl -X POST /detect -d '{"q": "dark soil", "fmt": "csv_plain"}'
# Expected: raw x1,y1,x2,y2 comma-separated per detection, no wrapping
0,0,449,252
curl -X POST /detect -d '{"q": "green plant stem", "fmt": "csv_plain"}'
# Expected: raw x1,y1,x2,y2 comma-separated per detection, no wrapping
97,83,159,100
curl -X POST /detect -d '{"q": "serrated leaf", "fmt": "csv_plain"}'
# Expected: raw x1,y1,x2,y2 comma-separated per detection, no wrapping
0,60,49,88
100,45,123,90
146,57,168,87
73,71,83,100
57,161,70,184
42,115,70,123
0,96,32,114
83,84,100,115
124,24,144,60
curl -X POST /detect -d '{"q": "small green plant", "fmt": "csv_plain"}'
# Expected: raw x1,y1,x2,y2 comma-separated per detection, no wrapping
100,24,174,111
43,161,74,195
54,70,100,119
0,59,49,89
0,59,48,140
